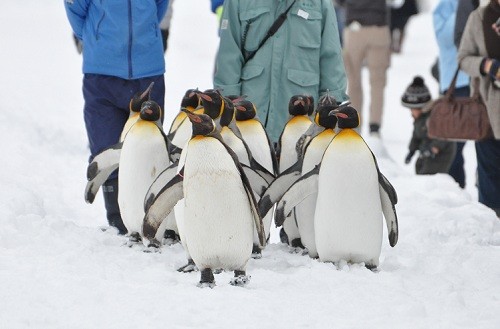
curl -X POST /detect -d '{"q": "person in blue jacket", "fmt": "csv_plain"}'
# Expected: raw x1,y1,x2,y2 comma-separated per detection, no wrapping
64,0,169,234
433,0,469,189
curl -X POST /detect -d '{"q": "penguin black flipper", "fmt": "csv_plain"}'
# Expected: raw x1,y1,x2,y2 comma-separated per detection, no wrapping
143,167,184,240
274,165,320,227
258,159,304,219
84,142,123,204
369,150,399,247
144,161,179,212
241,164,270,197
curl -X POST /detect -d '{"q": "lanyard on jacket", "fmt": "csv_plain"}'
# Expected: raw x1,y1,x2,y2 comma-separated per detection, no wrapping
243,0,297,64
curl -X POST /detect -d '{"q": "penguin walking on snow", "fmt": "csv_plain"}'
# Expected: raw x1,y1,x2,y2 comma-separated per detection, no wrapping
84,83,155,205
118,101,171,244
260,106,398,269
143,110,266,287
276,95,314,249
233,99,278,248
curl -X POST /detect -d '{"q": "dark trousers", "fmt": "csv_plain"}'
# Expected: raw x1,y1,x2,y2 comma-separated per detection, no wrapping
475,139,500,212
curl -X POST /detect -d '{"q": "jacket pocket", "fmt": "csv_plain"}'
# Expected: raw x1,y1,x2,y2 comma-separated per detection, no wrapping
287,68,319,87
240,7,271,51
290,10,322,49
241,65,265,81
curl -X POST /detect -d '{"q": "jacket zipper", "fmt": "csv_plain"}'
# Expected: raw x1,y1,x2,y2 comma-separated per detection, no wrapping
127,0,133,79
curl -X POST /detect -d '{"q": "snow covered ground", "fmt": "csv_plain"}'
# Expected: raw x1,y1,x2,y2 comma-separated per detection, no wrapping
0,0,499,328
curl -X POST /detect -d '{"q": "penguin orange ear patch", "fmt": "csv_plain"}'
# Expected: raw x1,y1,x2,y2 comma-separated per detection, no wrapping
236,106,247,112
336,113,348,119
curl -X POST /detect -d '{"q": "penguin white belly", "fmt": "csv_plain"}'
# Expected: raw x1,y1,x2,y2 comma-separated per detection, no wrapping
279,117,312,171
295,131,335,258
118,123,169,235
171,119,192,150
174,148,189,256
220,127,250,166
315,137,382,266
237,121,274,171
183,138,254,270
120,113,140,142
279,117,312,243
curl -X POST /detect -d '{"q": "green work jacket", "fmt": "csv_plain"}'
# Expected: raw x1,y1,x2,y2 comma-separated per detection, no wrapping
214,0,348,141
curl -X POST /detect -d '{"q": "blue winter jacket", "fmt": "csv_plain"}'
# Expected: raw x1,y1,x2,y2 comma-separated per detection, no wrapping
433,0,469,93
64,0,168,79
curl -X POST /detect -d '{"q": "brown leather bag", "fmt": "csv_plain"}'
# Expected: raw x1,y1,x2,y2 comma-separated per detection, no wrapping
427,69,493,141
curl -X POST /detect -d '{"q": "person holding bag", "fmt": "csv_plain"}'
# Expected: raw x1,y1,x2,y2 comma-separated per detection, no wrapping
458,0,500,218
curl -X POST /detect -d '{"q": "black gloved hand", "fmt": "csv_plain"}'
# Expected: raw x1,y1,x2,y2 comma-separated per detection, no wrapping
404,152,414,164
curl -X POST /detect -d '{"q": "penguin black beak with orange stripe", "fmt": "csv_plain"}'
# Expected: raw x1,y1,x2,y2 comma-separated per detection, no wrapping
129,81,154,113
181,108,217,136
329,105,360,129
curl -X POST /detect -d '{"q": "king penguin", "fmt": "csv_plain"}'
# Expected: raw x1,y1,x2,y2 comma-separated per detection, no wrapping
233,99,278,249
118,100,171,244
143,110,266,287
276,95,314,249
85,82,155,204
293,95,339,258
262,106,398,269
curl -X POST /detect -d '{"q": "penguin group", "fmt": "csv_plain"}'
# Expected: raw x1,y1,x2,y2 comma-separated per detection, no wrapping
84,86,399,287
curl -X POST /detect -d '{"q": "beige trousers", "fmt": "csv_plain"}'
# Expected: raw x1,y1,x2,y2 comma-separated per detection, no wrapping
343,25,391,128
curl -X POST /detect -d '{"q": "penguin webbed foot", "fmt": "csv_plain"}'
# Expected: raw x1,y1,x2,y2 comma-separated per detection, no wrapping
251,244,262,259
163,229,180,246
230,270,250,287
197,268,216,288
365,263,379,273
177,259,198,273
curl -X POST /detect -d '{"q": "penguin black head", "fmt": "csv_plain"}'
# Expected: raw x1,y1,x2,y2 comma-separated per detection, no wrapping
234,99,257,121
288,95,310,116
140,100,162,122
315,93,338,129
182,108,217,136
220,96,235,127
198,89,224,120
130,82,154,113
305,95,315,116
329,106,359,129
315,104,338,129
180,88,201,110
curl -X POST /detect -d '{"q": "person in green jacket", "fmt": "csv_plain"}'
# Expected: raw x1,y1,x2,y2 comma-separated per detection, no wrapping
214,0,349,142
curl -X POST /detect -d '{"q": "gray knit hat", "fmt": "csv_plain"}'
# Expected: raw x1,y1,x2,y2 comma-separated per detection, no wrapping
401,76,431,108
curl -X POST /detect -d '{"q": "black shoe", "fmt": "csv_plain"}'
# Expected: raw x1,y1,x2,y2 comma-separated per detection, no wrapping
369,123,380,134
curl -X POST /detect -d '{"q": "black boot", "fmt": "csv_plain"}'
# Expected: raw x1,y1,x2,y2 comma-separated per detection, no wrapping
102,178,127,235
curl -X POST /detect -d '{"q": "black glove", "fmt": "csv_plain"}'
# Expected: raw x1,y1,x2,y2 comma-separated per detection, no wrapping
404,152,414,164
